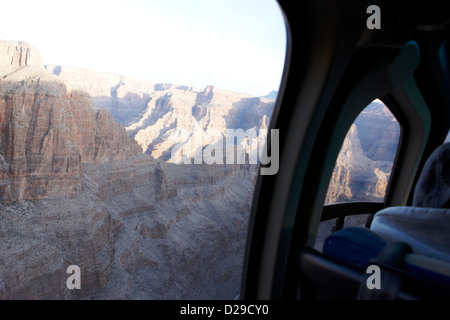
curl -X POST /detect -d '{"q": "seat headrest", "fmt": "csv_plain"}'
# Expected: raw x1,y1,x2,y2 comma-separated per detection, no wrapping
413,142,450,208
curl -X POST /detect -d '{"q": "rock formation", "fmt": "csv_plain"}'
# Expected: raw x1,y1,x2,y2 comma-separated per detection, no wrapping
0,40,43,77
0,44,141,204
45,66,275,163
0,40,256,300
325,100,400,205
0,156,256,299
44,65,155,126
354,99,400,162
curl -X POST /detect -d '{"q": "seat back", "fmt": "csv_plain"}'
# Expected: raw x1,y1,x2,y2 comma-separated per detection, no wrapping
412,142,450,209
370,142,450,261
313,143,450,299
370,206,450,263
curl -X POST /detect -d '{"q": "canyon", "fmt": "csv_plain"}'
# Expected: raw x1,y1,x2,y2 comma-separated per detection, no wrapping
0,40,399,299
1,40,257,299
325,100,400,204
44,65,274,163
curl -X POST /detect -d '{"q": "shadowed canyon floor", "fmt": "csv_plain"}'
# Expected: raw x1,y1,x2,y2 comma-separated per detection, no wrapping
1,157,256,299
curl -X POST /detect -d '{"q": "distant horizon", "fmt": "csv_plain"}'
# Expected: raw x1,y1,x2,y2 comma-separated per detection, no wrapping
43,62,279,98
0,0,286,97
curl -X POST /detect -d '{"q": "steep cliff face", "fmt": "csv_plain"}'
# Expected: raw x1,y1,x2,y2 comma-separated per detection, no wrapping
0,78,83,203
325,123,394,204
0,40,43,76
0,40,257,299
0,41,141,203
127,85,274,162
46,66,275,163
45,65,155,126
355,100,400,162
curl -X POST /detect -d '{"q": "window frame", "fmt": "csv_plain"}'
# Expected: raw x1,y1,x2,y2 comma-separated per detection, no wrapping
305,41,432,247
324,98,402,208
319,97,403,234
242,0,450,301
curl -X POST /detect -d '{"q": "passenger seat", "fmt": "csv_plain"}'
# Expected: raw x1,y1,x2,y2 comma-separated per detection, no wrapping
321,142,450,299
370,142,450,262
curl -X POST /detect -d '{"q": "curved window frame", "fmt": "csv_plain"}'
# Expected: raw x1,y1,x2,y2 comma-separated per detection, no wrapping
324,98,402,207
308,41,432,248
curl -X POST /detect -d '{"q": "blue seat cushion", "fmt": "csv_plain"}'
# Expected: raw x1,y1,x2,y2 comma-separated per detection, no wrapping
322,226,387,270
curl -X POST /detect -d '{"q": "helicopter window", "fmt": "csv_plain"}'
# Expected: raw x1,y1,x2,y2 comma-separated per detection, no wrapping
315,99,401,250
325,99,400,205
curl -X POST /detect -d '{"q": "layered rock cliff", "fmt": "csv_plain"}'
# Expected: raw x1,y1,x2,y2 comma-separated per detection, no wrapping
0,46,141,203
45,66,275,164
325,101,399,205
83,160,256,299
0,40,256,299
0,40,43,77
0,157,256,299
44,65,155,126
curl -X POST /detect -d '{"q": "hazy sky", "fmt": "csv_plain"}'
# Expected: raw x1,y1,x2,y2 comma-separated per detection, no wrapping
0,0,287,96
